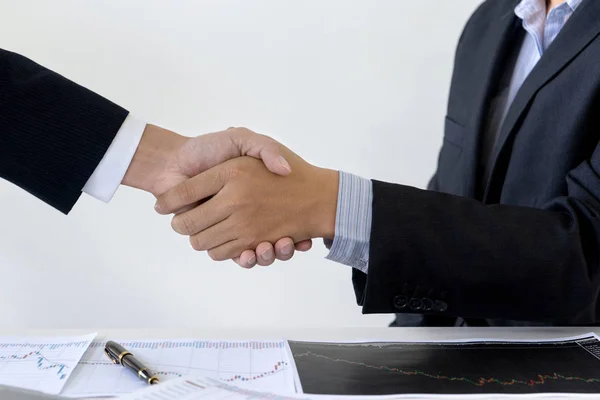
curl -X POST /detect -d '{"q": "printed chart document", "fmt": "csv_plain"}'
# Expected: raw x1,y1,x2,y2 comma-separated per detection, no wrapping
286,334,600,397
118,376,600,400
118,376,298,400
61,339,296,398
119,376,311,400
0,333,96,395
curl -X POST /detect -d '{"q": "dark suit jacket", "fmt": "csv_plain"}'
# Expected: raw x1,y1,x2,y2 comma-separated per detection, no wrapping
353,0,600,326
0,49,127,214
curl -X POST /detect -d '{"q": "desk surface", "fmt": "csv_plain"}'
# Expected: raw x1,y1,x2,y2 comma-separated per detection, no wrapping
4,327,600,341
2,327,600,399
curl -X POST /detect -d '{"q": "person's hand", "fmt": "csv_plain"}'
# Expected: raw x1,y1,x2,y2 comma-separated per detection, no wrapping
120,124,312,264
154,149,339,263
122,125,293,197
235,237,313,268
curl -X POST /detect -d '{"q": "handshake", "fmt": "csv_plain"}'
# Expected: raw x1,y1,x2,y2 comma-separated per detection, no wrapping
123,124,339,268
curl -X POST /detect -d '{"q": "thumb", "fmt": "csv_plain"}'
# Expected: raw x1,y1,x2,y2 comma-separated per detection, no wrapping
257,143,292,176
229,128,292,176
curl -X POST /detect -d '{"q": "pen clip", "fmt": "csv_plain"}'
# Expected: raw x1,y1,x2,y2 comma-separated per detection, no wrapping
104,347,120,364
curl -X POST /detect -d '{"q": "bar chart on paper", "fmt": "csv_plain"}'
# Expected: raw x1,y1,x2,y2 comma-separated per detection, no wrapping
61,340,296,398
0,334,96,395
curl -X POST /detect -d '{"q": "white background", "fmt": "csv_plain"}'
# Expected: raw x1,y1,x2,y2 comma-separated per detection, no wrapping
0,0,481,329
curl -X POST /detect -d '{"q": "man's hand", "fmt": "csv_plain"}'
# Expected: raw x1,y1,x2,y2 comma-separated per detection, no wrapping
121,124,313,265
121,124,293,197
154,151,339,262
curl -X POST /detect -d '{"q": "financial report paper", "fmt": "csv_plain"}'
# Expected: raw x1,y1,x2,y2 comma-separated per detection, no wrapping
286,334,600,397
61,339,296,398
119,375,600,400
0,333,96,395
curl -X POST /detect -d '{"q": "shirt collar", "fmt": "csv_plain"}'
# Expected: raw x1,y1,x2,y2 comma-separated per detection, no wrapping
515,0,584,20
565,0,584,11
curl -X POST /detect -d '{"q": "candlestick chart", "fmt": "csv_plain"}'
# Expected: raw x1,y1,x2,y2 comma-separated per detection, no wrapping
288,336,600,395
0,337,94,394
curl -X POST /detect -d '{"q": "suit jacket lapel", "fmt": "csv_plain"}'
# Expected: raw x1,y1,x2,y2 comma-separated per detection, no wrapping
483,0,600,202
462,2,521,200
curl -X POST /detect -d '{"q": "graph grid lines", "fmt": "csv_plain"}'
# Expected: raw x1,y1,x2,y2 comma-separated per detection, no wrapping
0,334,95,395
61,339,295,397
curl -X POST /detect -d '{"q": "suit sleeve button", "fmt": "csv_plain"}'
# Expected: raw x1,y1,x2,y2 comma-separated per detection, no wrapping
434,300,448,312
422,298,433,311
408,298,424,311
393,295,408,309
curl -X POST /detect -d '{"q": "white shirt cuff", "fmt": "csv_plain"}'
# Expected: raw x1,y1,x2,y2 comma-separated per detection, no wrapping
82,114,146,203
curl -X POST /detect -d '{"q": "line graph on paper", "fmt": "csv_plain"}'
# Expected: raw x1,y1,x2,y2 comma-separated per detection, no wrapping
0,334,96,395
288,336,600,395
61,340,295,398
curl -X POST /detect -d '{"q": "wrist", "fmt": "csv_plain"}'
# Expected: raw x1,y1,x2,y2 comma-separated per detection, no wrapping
311,167,339,240
121,124,187,196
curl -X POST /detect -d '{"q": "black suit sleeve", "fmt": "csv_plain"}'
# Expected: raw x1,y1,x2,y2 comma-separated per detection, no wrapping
0,49,129,214
352,143,600,323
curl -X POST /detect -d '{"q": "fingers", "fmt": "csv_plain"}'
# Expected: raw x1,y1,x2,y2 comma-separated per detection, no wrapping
238,250,258,268
271,238,311,260
274,238,295,261
188,219,236,253
295,239,313,252
155,167,226,215
255,242,276,266
232,238,312,269
207,239,243,262
170,197,227,236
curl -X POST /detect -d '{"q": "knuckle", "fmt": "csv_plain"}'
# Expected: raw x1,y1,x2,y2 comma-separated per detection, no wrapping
189,235,205,251
217,166,232,184
226,165,241,180
225,197,242,214
177,182,194,203
207,250,220,261
171,215,196,235
238,127,253,136
229,127,252,141
182,216,197,235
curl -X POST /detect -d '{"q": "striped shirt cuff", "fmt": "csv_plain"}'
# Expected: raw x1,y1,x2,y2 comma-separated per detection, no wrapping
325,171,373,273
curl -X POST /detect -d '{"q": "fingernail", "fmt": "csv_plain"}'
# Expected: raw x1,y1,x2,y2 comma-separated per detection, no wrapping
260,248,274,261
154,203,163,214
279,156,292,172
281,243,293,256
247,256,256,267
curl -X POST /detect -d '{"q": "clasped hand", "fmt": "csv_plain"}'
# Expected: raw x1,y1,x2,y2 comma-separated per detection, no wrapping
152,129,338,268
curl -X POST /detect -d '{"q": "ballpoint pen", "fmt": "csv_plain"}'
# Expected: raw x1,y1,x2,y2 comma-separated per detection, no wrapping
104,340,160,385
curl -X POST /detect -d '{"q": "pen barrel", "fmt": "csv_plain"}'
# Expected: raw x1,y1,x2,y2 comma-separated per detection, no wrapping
104,341,129,363
122,355,159,384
